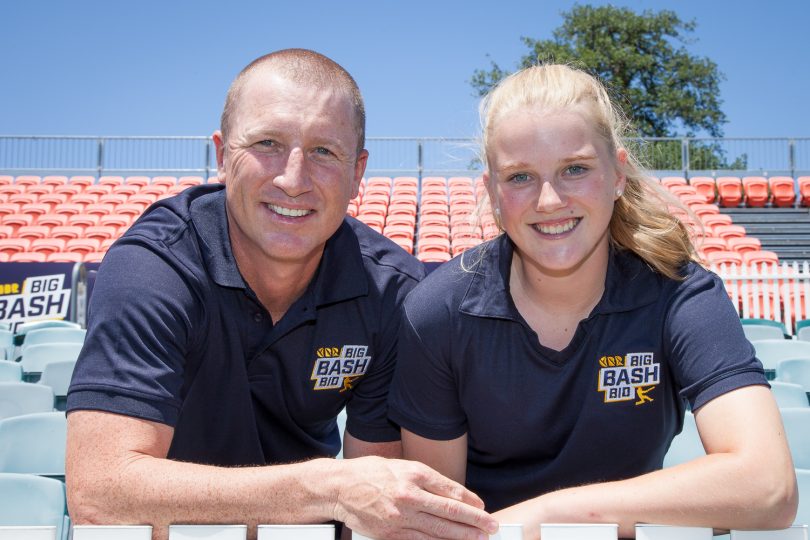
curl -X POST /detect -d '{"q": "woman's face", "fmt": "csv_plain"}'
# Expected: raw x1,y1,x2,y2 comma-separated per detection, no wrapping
485,105,626,277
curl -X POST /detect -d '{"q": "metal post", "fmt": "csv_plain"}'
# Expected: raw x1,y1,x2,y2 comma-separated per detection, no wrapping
682,138,690,178
205,139,212,180
417,140,423,181
70,262,88,327
96,138,105,177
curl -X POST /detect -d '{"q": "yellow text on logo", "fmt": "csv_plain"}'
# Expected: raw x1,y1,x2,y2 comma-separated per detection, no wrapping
316,347,341,358
599,355,626,368
0,283,20,296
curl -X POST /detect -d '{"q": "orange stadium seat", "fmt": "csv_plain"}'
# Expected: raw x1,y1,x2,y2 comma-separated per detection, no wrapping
0,184,24,196
418,225,450,240
768,176,796,207
0,203,20,216
14,175,41,185
421,177,448,188
53,203,85,216
714,224,747,240
50,225,84,239
706,250,743,267
84,251,107,263
716,177,743,207
30,238,66,254
451,223,482,241
0,175,13,185
417,251,452,263
726,236,761,254
99,193,129,205
678,194,705,208
667,184,697,198
452,237,482,256
661,177,688,187
124,176,150,187
65,238,101,253
151,176,177,188
2,213,35,227
83,225,119,240
742,176,770,207
84,203,115,216
799,177,810,207
0,238,31,254
68,214,99,227
53,183,83,196
99,214,131,228
0,225,14,238
690,203,720,218
41,175,68,186
84,184,113,196
25,203,53,216
178,176,205,187
357,213,385,231
383,224,414,241
129,193,158,206
16,225,51,240
8,192,38,205
99,176,125,187
68,175,96,188
386,215,416,229
38,192,69,205
36,213,68,227
0,252,9,261
420,215,450,229
26,183,53,195
9,251,47,262
393,176,418,188
743,250,779,267
47,251,84,262
70,193,99,205
116,203,147,217
696,237,727,255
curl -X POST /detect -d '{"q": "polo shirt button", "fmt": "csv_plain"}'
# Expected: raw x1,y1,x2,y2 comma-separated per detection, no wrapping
253,313,263,322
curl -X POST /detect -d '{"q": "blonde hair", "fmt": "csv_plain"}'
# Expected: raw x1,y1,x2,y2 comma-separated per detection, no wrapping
479,64,697,280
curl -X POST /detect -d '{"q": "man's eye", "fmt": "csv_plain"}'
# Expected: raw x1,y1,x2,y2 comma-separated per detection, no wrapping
257,140,275,147
315,147,333,156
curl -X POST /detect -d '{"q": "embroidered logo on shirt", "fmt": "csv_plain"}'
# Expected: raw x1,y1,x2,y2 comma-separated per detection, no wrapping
597,352,660,405
311,345,371,391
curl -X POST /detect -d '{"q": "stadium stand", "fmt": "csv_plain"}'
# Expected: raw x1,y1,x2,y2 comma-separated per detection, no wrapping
0,473,68,540
769,381,809,408
717,177,744,207
0,412,66,479
0,383,54,420
776,359,810,394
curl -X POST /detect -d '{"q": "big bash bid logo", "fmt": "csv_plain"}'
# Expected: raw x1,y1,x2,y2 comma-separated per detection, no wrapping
0,274,71,332
310,345,371,391
597,351,660,405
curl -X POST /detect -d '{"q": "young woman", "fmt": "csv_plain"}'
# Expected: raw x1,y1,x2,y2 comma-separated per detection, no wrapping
388,64,797,539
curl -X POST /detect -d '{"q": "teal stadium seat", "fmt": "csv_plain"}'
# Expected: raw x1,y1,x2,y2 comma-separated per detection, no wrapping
13,320,81,347
780,408,810,469
0,412,66,479
20,328,86,352
0,473,67,540
741,318,787,341
663,411,704,467
0,329,13,360
777,359,810,394
750,340,810,378
19,342,83,379
38,360,77,410
797,469,810,526
0,382,54,420
0,362,22,382
770,381,810,408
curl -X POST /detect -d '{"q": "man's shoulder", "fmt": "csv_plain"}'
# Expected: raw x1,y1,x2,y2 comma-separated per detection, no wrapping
346,217,426,283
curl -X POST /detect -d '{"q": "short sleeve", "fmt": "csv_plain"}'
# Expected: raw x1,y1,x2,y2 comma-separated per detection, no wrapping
388,295,468,440
345,271,422,443
66,240,201,426
665,266,767,411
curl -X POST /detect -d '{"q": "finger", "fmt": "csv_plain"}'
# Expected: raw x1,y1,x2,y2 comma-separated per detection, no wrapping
415,468,487,509
416,491,499,535
405,512,493,540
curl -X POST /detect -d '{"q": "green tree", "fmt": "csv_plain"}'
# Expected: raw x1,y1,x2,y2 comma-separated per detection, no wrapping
471,4,727,140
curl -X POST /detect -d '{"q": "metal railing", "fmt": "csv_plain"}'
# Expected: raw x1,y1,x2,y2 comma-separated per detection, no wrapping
1,135,809,179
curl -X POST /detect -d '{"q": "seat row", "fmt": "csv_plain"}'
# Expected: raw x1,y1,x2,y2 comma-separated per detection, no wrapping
656,175,809,208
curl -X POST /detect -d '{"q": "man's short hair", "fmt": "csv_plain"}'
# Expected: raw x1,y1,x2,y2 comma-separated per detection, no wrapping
220,48,366,153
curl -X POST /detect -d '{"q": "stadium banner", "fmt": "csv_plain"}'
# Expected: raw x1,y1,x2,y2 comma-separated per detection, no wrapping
0,263,99,333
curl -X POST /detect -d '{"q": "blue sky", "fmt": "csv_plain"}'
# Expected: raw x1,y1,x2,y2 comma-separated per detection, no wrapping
2,0,808,139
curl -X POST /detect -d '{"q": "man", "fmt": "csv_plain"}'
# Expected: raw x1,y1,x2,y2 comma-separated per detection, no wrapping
66,49,498,540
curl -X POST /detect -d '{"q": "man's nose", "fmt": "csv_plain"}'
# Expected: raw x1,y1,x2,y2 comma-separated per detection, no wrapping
273,148,312,197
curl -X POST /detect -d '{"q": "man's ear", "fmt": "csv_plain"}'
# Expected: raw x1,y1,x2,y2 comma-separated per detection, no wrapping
213,130,227,184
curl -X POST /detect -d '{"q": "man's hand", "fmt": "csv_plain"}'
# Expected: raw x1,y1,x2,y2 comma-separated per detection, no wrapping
334,456,498,540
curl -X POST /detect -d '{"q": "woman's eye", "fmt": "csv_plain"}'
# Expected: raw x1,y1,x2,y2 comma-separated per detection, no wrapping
566,165,587,175
509,173,530,184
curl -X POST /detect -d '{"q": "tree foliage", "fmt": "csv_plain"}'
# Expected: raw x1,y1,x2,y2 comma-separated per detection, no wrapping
471,4,727,139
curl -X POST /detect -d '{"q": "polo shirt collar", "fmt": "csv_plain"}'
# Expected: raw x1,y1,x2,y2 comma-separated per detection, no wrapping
459,235,660,320
190,189,368,304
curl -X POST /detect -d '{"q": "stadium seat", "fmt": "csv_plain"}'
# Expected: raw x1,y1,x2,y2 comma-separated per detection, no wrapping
0,383,54,420
663,411,703,467
750,339,810,375
799,177,810,207
99,193,129,205
83,225,118,240
70,193,100,205
416,251,451,263
84,251,106,263
84,184,113,197
0,238,31,254
769,177,797,208
19,342,83,376
796,319,810,342
780,408,810,469
35,213,68,227
67,213,100,228
0,412,66,478
716,177,744,207
21,328,86,352
0,331,13,361
776,359,810,394
689,203,720,218
714,224,747,240
742,176,770,207
696,236,730,255
1,213,34,228
688,177,718,204
178,176,204,187
53,183,82,196
418,225,450,240
452,237,482,256
16,226,51,240
49,226,83,240
9,252,47,263
99,214,131,228
0,202,20,216
419,215,450,228
98,176,125,187
706,250,743,267
37,192,69,206
52,203,84,216
740,318,787,341
769,381,809,408
14,320,80,339
13,176,40,186
124,176,150,187
0,473,67,540
726,236,762,255
0,363,22,382
661,176,688,187
41,176,67,186
64,238,101,253
743,250,779,268
796,469,810,527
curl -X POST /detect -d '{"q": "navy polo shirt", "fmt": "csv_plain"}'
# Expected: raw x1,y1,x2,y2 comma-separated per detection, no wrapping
389,234,766,512
67,184,424,466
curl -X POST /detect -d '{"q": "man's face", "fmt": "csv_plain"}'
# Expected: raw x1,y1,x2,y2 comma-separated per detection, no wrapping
214,70,367,273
